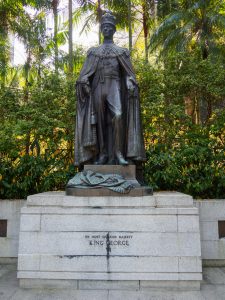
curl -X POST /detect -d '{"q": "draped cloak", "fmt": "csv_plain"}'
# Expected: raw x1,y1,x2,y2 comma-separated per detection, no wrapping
74,43,146,167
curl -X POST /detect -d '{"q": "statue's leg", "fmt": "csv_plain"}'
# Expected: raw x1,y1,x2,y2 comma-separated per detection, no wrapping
106,79,128,165
93,82,108,164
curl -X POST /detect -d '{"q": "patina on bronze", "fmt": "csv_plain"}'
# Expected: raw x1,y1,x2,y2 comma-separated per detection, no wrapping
66,165,153,196
67,170,133,194
75,11,146,167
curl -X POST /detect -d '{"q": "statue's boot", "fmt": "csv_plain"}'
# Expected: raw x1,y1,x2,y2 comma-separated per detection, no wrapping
94,153,108,165
116,151,128,165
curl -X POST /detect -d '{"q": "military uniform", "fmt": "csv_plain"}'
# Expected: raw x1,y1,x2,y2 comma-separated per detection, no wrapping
91,44,123,162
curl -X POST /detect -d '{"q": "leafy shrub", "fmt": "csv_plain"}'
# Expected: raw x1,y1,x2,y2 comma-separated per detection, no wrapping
135,57,225,198
0,73,76,199
144,123,225,199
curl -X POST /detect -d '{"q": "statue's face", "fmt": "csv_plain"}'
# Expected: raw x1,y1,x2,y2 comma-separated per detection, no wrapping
101,23,115,39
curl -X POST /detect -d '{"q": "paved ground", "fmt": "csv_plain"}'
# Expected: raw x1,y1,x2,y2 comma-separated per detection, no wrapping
1,265,225,300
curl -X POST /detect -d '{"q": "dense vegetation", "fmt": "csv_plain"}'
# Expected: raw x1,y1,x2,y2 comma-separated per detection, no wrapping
0,0,225,199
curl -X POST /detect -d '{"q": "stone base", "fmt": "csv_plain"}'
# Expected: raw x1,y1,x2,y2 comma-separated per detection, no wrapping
66,186,153,197
19,279,200,291
17,191,202,290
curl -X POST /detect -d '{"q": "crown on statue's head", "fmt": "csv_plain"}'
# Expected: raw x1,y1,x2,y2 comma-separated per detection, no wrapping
101,11,116,29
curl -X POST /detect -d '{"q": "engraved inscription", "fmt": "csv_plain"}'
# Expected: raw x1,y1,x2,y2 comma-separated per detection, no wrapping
85,233,133,247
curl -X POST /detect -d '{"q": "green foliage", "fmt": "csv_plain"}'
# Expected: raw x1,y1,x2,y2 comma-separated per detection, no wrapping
144,122,225,199
0,154,74,199
150,0,225,60
0,72,77,199
157,0,179,19
135,57,225,199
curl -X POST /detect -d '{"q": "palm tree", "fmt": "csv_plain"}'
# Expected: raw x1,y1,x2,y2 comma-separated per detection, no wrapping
73,0,139,47
150,0,225,60
129,0,157,60
0,0,50,85
150,0,225,124
73,0,103,45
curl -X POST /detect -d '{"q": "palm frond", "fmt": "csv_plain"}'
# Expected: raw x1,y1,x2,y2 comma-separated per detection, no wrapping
149,0,225,59
79,13,96,36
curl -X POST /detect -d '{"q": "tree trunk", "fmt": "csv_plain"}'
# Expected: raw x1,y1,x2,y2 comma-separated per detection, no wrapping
152,0,157,24
128,0,132,51
201,39,209,60
10,34,15,66
142,1,148,62
24,47,32,154
24,47,31,101
97,0,101,45
168,0,171,12
0,11,8,87
25,132,31,155
68,0,73,77
184,95,200,124
200,39,210,123
52,0,59,74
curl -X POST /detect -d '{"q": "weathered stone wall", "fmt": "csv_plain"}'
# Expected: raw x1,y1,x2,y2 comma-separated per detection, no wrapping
0,200,26,261
194,200,225,263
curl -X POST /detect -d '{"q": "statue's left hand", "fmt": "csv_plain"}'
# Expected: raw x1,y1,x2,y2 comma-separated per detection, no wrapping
126,77,136,95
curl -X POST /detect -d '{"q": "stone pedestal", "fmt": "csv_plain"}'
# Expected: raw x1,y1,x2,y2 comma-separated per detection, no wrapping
17,191,202,290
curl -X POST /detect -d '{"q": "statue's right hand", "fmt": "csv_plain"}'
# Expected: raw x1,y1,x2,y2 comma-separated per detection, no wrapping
76,77,90,99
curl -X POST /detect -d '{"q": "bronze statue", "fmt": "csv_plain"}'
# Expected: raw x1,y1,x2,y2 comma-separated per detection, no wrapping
75,11,146,167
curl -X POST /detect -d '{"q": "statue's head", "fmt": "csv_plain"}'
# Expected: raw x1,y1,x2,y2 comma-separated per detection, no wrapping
101,11,116,38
